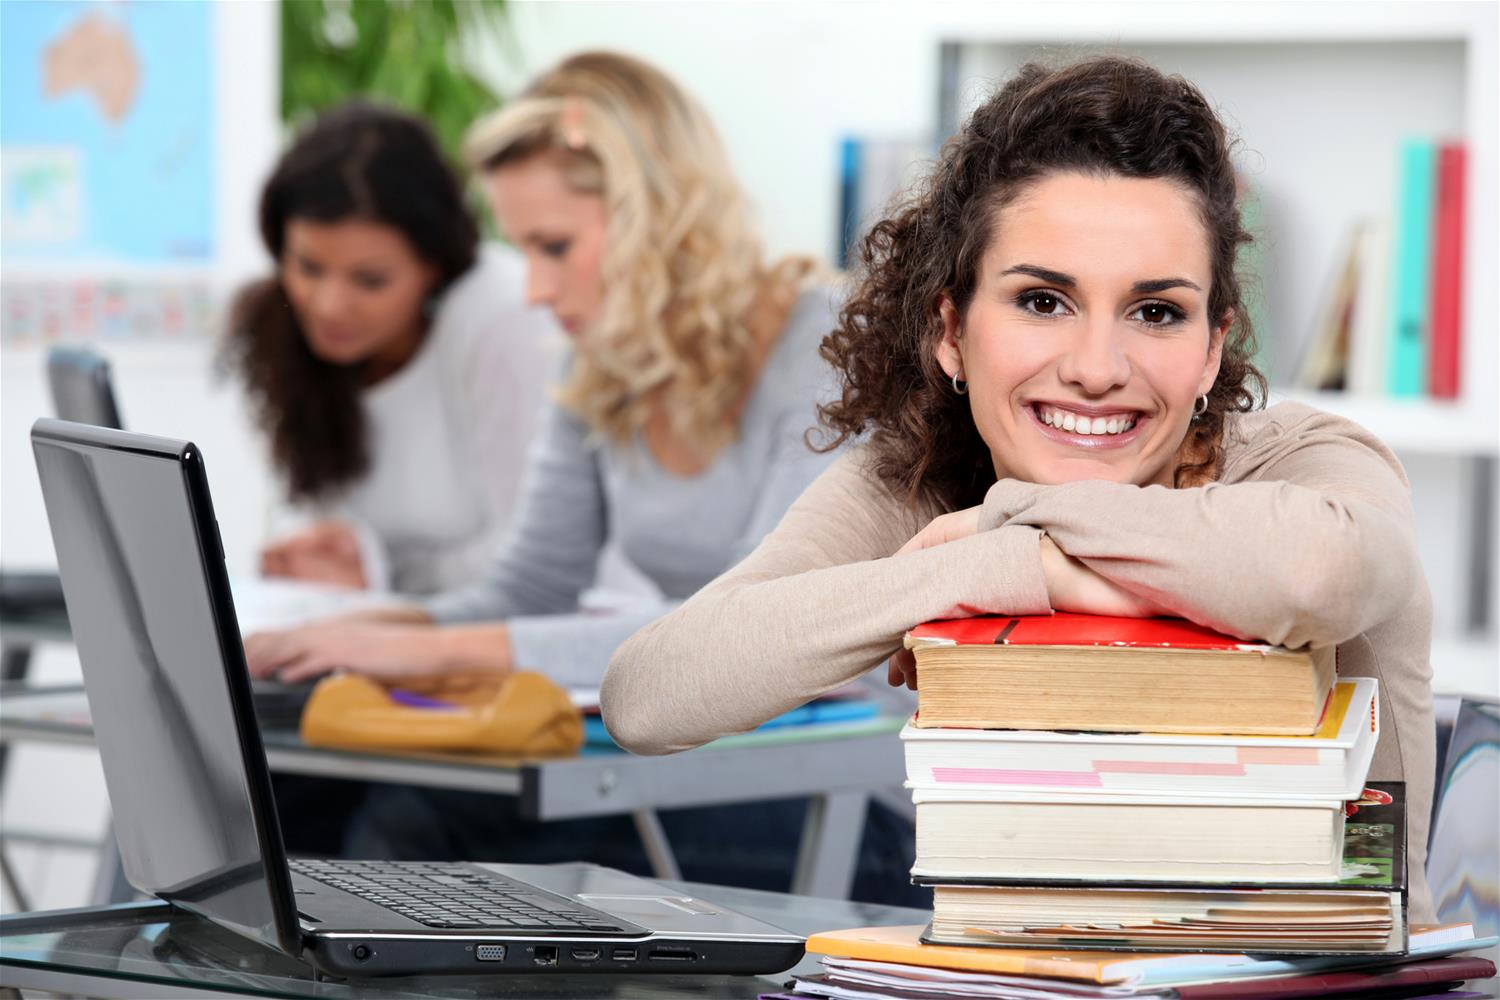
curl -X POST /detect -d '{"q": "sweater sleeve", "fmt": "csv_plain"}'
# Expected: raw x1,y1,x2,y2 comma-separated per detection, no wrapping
409,246,558,594
601,451,1052,755
978,404,1420,650
422,398,607,623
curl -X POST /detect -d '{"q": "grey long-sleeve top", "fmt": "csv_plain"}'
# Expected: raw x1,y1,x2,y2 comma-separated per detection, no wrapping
422,285,844,688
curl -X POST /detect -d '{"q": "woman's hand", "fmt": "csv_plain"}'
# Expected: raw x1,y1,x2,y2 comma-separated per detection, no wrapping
887,647,918,690
260,520,367,589
896,506,983,556
1040,535,1167,617
244,620,514,685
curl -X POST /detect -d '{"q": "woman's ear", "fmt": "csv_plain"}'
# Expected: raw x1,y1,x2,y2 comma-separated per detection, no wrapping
936,293,965,379
1197,309,1231,397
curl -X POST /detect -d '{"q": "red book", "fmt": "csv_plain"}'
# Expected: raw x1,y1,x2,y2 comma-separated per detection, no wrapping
908,612,1270,651
1429,142,1466,399
904,614,1336,735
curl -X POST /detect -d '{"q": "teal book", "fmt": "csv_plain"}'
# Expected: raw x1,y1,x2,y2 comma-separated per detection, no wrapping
1388,138,1437,396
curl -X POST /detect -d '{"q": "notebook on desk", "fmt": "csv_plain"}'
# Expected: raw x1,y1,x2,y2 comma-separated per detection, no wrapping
30,418,805,978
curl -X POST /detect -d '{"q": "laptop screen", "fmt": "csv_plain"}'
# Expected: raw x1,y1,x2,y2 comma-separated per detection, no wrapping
31,419,299,955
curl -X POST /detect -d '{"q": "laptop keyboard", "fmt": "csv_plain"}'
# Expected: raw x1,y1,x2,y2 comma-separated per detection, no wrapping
291,859,634,934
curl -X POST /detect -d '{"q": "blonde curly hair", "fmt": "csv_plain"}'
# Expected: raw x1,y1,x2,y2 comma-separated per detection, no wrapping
465,51,815,454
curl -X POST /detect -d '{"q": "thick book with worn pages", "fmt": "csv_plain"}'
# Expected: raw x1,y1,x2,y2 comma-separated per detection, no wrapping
920,783,1408,956
904,614,1336,735
902,678,1378,799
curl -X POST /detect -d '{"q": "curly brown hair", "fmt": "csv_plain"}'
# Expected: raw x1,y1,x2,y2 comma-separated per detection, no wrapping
817,56,1267,512
222,102,479,502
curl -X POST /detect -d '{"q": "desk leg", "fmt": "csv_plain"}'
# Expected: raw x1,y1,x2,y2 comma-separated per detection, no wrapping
91,817,135,905
630,809,682,881
0,640,34,912
791,791,867,900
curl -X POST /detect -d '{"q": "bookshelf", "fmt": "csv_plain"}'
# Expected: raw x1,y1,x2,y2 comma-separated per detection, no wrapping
933,1,1498,695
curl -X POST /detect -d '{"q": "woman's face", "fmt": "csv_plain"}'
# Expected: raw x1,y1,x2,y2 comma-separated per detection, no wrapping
482,154,607,338
936,171,1226,488
280,218,438,368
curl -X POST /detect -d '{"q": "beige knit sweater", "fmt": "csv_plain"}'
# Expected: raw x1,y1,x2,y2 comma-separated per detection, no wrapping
601,402,1436,921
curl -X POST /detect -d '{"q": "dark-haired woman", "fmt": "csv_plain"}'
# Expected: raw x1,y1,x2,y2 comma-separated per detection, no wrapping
226,102,555,598
602,57,1437,920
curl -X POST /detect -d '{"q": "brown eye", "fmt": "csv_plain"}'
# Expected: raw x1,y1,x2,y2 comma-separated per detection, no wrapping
1032,293,1059,314
1141,304,1168,324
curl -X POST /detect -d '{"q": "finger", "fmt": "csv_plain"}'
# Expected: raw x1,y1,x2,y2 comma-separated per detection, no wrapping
276,651,338,684
887,660,904,686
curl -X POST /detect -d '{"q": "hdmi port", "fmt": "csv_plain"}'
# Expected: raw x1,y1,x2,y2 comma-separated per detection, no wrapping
570,947,600,961
648,947,695,962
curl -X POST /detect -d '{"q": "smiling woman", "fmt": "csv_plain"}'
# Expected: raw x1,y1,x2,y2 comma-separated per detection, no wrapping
601,56,1437,920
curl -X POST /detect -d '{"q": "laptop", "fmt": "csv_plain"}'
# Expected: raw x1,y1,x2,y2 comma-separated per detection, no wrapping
30,418,805,978
47,346,124,429
0,348,123,618
37,350,313,723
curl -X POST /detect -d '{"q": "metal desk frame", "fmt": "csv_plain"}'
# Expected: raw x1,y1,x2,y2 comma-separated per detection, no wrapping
0,682,902,910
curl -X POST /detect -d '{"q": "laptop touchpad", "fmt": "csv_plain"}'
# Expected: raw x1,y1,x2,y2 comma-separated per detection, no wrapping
578,894,722,918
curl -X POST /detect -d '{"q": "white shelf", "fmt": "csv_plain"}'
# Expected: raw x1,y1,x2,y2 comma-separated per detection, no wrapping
1270,390,1500,457
1430,636,1499,699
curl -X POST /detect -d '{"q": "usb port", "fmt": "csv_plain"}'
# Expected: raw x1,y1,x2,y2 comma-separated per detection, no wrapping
475,944,506,962
532,945,558,966
569,947,600,961
611,947,638,962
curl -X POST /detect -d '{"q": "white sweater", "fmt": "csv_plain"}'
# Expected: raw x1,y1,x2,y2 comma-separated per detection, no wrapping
282,244,560,595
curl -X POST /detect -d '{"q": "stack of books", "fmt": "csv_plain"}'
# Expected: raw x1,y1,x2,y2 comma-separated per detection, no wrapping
763,613,1495,1000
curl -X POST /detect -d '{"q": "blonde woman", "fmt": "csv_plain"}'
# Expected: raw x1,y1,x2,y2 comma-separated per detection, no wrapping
242,53,916,896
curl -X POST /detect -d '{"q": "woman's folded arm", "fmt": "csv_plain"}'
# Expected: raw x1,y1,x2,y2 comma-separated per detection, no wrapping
601,452,1050,755
980,406,1420,649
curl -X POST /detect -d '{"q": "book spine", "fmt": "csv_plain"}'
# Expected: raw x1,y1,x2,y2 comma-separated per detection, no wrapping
1428,143,1466,399
1346,218,1389,396
1387,138,1437,396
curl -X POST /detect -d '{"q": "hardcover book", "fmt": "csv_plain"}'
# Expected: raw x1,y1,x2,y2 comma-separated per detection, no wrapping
904,614,1335,735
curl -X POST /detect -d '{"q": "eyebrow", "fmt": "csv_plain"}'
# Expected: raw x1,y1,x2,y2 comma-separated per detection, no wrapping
999,263,1202,295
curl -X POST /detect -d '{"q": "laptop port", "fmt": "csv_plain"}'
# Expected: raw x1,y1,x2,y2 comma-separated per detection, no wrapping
611,947,638,962
475,945,506,962
569,947,600,961
648,946,696,962
532,945,558,966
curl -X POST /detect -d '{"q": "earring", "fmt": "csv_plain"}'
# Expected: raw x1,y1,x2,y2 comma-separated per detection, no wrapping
1193,393,1209,418
951,371,968,395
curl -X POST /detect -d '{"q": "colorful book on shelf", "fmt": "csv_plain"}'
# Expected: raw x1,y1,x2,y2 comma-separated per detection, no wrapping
1295,219,1364,391
1388,137,1437,397
904,614,1335,735
920,784,1408,957
901,677,1378,799
1428,142,1466,400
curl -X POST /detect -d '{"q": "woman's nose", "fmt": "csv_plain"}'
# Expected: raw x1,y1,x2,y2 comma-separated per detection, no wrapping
1057,318,1131,394
525,266,557,308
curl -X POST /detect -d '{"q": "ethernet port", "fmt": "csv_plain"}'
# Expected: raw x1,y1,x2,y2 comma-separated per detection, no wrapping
532,945,559,967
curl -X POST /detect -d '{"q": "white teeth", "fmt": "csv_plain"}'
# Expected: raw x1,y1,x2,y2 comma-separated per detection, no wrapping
1039,406,1137,436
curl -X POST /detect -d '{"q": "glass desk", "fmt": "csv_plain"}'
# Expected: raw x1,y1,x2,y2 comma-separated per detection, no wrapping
0,882,922,999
